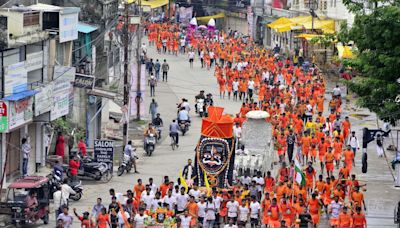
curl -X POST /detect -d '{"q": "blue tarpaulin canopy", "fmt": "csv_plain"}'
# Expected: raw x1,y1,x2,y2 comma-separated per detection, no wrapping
77,22,98,34
3,90,39,101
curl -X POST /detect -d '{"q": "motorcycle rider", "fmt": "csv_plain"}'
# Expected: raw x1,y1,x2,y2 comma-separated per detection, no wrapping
178,107,190,124
144,123,158,138
205,93,214,106
177,98,191,112
124,140,139,173
169,119,180,147
152,113,163,140
195,90,206,113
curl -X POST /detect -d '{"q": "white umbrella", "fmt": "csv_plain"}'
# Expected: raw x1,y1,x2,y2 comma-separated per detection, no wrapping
207,18,216,27
189,17,198,26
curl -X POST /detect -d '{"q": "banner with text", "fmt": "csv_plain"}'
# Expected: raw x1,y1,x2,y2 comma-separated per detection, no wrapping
94,139,114,171
51,66,75,120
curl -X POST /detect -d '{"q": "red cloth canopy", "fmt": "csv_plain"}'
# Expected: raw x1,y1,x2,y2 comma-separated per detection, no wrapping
201,106,234,138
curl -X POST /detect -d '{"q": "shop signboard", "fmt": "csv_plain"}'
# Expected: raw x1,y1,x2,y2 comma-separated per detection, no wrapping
4,62,27,96
25,51,43,72
8,97,33,131
0,101,8,133
34,83,54,116
74,73,95,89
59,11,79,43
94,139,114,171
51,66,75,120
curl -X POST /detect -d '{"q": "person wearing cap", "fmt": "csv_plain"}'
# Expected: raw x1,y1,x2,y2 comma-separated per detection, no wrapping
73,208,93,227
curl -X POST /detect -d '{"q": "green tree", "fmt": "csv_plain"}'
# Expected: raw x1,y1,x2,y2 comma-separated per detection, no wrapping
341,1,400,124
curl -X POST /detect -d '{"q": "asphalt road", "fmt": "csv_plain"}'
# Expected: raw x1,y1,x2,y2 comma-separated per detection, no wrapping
35,40,399,228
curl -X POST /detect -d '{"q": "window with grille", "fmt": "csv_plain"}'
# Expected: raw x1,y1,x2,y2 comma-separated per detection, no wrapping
23,12,40,27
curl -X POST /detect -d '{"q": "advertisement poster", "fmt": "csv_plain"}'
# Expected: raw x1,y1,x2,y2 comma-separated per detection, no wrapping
51,66,75,120
25,51,43,72
178,6,193,24
0,101,8,133
59,12,79,43
34,83,53,116
8,98,33,131
4,62,27,95
94,140,114,171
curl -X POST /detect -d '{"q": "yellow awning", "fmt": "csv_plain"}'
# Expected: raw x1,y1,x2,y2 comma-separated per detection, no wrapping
126,0,168,9
301,19,335,33
267,16,335,33
267,17,292,28
196,13,225,22
295,33,324,41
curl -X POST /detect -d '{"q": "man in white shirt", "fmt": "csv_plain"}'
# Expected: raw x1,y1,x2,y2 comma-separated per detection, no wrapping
226,198,239,222
349,131,359,158
188,184,201,201
148,178,158,194
233,123,242,140
134,208,148,228
252,172,265,200
212,191,223,226
247,79,255,99
176,187,189,213
188,51,195,68
162,189,177,211
178,108,189,122
53,186,64,221
61,179,76,206
118,207,131,227
232,79,239,101
240,173,252,186
179,210,192,228
249,196,261,227
197,197,207,224
238,200,249,226
141,187,155,210
224,218,238,228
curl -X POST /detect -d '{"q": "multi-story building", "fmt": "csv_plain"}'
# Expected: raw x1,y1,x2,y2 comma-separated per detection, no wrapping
0,3,80,185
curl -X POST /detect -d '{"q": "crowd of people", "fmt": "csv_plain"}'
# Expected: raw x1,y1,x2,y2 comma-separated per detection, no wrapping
59,22,369,228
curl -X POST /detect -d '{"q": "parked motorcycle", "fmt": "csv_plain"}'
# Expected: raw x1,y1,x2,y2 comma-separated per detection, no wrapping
117,154,134,176
68,181,83,201
144,134,156,156
179,120,190,136
65,156,112,182
48,171,83,201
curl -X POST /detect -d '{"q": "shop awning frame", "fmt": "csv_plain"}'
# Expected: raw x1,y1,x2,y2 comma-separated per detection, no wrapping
77,22,99,34
3,90,39,101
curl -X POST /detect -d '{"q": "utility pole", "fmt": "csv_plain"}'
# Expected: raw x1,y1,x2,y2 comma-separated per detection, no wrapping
136,0,142,120
122,1,129,146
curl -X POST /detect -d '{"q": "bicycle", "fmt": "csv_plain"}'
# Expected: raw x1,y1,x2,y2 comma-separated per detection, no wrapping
170,133,178,150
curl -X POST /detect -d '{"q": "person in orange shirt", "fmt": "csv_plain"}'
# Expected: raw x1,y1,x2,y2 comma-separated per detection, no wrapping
264,171,275,193
96,208,110,228
316,95,325,113
217,76,226,99
134,179,145,201
325,147,335,177
351,186,367,211
301,133,311,164
304,162,316,193
352,206,367,228
277,132,287,162
226,77,233,100
339,163,351,181
338,206,352,228
261,192,271,226
341,116,351,144
186,196,198,225
343,145,355,172
333,137,343,168
308,193,322,226
279,197,294,227
318,138,329,173
268,198,281,228
239,79,247,100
